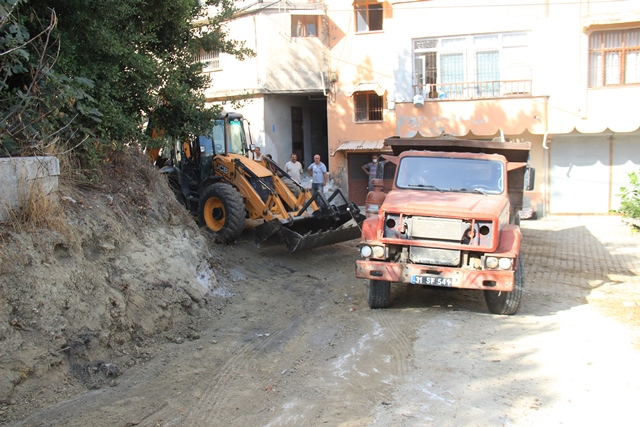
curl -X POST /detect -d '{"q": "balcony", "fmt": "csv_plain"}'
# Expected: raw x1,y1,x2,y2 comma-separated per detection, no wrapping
413,80,532,101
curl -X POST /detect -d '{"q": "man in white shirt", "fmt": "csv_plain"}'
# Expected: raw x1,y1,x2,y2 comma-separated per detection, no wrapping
284,153,303,182
252,146,263,161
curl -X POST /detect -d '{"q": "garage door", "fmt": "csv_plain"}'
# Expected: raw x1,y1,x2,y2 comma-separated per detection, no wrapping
550,132,640,214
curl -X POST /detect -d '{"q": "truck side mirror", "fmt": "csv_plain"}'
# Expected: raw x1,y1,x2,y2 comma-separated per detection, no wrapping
524,166,535,191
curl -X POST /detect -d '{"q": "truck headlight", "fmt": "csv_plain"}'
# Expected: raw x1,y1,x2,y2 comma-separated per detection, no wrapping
485,257,499,269
498,258,513,270
360,245,385,259
360,245,373,257
372,245,385,258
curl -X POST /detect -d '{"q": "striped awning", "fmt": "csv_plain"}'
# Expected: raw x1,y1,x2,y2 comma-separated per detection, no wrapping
349,82,386,97
333,140,386,153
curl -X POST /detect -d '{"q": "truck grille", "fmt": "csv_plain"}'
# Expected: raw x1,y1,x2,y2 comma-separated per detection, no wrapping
383,214,495,249
407,217,464,240
409,246,460,266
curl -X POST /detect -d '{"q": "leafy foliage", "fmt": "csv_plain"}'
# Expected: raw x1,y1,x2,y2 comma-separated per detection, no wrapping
618,170,640,221
1,0,102,157
1,0,253,168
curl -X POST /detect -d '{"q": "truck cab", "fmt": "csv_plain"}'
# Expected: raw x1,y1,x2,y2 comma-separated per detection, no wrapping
356,136,534,315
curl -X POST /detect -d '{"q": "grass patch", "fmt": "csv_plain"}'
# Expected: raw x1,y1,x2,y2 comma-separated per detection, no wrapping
2,178,68,234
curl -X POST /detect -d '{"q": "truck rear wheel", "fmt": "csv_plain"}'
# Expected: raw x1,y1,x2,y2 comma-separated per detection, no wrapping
198,183,245,243
366,279,390,309
484,256,524,315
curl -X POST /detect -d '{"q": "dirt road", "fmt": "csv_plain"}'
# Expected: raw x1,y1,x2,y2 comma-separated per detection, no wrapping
11,216,640,427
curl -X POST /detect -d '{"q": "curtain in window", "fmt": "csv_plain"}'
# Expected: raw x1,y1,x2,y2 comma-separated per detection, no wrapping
625,29,640,84
604,31,622,85
476,51,499,97
440,53,464,99
589,52,603,87
605,52,621,85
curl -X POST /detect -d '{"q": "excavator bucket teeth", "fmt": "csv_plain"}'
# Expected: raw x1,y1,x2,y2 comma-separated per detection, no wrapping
277,219,362,253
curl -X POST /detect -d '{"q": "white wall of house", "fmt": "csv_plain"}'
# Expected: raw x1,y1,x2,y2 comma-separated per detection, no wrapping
202,2,329,171
203,6,327,100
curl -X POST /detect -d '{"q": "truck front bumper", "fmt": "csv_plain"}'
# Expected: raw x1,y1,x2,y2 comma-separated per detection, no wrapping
356,260,514,292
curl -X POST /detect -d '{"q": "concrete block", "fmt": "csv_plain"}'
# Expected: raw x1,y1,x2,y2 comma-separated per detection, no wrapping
0,156,60,222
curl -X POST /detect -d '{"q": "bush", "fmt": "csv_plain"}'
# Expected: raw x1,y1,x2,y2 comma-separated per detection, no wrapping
618,170,640,222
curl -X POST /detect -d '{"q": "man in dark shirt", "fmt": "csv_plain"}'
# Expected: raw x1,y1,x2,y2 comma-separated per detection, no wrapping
362,154,379,191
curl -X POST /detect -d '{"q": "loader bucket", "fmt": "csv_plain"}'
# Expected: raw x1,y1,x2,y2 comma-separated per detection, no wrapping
277,218,363,252
254,198,365,252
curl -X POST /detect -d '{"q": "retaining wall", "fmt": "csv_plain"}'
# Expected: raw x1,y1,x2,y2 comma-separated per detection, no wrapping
0,156,60,222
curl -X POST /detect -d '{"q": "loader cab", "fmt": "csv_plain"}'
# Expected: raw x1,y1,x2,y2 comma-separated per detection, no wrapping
211,112,249,156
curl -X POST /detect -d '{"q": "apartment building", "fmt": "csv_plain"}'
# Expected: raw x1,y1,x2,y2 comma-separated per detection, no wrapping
205,0,640,215
198,0,331,169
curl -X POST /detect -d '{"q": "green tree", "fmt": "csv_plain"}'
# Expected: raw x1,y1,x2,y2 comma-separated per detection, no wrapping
1,0,101,157
1,0,252,163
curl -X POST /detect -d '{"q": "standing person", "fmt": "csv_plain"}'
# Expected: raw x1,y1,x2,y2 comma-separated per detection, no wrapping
361,154,379,191
307,154,327,201
251,146,264,161
284,153,303,182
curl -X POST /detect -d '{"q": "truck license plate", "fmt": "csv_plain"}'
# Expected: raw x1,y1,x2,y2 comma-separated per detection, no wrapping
411,275,453,287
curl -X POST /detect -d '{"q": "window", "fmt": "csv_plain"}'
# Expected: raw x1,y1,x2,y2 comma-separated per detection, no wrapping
291,16,318,37
413,32,531,100
355,2,383,33
200,49,220,70
589,28,640,87
354,92,383,122
396,157,504,194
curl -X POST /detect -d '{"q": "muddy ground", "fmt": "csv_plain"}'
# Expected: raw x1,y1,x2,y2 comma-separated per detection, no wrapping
1,158,640,426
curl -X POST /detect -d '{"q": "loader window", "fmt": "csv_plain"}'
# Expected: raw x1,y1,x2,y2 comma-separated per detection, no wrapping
212,120,225,154
228,119,246,155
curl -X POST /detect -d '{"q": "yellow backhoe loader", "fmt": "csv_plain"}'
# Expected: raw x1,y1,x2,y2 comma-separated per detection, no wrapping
157,112,364,252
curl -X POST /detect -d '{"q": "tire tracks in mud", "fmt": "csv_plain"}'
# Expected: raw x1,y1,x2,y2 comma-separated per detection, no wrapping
182,313,307,425
177,245,334,425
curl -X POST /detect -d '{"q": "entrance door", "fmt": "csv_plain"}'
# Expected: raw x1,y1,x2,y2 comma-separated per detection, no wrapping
291,107,304,163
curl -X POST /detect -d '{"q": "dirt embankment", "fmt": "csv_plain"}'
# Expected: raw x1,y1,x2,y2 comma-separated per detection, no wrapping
0,152,228,416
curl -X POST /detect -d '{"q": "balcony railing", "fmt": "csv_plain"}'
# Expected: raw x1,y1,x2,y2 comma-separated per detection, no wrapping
413,80,532,101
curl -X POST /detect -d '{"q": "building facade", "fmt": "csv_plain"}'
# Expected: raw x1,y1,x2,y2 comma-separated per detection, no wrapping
206,0,640,214
199,0,331,169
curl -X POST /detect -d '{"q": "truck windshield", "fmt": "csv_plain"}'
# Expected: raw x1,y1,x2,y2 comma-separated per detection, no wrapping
396,156,504,194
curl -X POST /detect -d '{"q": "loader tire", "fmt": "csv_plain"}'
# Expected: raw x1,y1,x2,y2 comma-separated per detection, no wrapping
484,255,524,315
366,279,390,309
198,183,245,244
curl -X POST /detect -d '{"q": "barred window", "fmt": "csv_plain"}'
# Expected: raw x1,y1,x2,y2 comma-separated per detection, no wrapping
354,92,383,122
589,28,640,87
355,2,383,33
200,49,220,70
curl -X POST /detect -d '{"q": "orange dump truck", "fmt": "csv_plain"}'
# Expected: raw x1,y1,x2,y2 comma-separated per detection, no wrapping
356,136,534,315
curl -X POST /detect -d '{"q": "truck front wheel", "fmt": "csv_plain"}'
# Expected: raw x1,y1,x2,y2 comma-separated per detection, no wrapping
484,256,524,315
198,183,245,243
366,279,390,309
